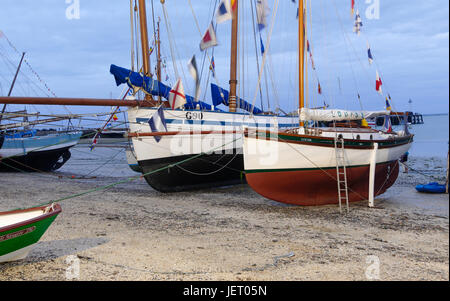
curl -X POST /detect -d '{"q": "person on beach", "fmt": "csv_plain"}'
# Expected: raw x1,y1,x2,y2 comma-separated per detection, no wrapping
400,151,409,173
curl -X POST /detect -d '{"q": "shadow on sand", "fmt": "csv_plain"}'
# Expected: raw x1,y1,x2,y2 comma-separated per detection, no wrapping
0,237,109,270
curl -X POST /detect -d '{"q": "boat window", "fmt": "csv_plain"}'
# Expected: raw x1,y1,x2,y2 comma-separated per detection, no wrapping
370,135,373,140
356,135,360,140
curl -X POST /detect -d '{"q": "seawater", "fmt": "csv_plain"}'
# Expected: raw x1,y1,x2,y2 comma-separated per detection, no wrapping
408,114,449,158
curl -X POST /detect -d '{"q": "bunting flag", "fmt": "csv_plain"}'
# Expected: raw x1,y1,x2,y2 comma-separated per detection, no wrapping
375,71,383,95
256,0,269,31
351,0,355,16
260,36,265,55
385,97,392,111
168,79,187,110
353,9,363,35
200,23,218,51
209,56,216,77
90,137,98,151
306,40,315,70
382,115,393,133
367,43,373,65
216,0,232,23
112,114,118,121
148,105,168,143
188,55,200,101
318,82,322,95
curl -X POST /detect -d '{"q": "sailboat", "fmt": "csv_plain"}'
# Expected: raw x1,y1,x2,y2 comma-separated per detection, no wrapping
0,49,81,172
111,0,297,192
242,0,414,207
0,203,61,263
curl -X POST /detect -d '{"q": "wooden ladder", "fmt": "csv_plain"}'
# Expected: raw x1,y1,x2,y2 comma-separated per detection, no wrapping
335,136,349,213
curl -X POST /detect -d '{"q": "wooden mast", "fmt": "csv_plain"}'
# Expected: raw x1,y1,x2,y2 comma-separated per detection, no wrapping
298,0,305,127
137,0,153,101
229,0,238,113
0,52,26,124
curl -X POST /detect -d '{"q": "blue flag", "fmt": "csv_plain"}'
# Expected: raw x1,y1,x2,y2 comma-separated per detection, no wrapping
260,37,265,55
148,106,167,143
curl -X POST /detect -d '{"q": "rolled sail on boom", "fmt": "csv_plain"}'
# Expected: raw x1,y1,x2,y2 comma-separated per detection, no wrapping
299,108,389,122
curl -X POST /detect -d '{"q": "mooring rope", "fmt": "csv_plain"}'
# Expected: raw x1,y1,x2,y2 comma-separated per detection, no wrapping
8,137,242,211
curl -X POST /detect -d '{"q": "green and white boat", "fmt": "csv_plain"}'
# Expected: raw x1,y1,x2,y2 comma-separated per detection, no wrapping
0,203,61,263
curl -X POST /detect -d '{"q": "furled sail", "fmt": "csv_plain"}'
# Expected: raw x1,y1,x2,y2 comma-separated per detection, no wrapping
109,65,215,110
299,108,389,122
210,83,263,115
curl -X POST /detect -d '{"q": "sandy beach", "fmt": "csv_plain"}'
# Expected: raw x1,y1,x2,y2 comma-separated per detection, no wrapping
0,148,448,281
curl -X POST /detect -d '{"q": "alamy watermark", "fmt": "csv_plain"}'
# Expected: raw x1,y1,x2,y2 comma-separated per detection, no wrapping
365,0,380,20
365,255,380,280
65,255,80,280
65,0,80,20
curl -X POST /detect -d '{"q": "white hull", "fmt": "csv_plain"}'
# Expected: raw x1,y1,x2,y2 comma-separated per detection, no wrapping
243,130,413,171
127,107,297,162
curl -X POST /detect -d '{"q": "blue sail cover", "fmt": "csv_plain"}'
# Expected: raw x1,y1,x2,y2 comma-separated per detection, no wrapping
109,64,215,110
210,83,263,115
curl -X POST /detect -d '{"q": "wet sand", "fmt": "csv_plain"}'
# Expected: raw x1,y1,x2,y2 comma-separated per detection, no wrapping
0,149,448,281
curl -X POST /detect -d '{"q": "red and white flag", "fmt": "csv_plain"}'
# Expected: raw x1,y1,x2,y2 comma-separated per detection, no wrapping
168,79,186,110
200,23,218,51
375,71,383,95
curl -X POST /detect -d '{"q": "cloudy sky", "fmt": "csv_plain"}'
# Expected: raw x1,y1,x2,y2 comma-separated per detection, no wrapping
0,0,448,115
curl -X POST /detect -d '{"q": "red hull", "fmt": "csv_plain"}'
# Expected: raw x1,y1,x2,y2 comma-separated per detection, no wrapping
245,161,399,206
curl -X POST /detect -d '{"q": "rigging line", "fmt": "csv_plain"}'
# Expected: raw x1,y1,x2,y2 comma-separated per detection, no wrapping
360,32,402,118
79,148,126,178
250,0,264,111
1,34,73,115
14,136,242,211
130,0,136,71
250,0,265,111
318,0,334,108
278,134,373,201
249,0,280,118
0,122,125,162
186,0,226,102
161,2,185,91
175,149,242,176
330,0,365,112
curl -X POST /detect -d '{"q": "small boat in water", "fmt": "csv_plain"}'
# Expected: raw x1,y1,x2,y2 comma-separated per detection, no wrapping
0,203,61,263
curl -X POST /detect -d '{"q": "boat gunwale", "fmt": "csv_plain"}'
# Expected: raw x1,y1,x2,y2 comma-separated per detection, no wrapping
244,129,414,150
0,204,61,234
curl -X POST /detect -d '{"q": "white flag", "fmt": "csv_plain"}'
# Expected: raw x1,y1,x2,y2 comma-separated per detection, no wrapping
256,0,269,31
168,79,186,110
200,23,218,51
216,0,232,24
188,55,201,102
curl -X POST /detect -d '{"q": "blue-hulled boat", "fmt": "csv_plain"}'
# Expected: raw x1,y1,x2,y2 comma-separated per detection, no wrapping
415,182,446,194
0,130,82,172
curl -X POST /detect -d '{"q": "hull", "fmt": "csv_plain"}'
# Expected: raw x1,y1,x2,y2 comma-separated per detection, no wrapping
246,161,399,206
127,107,297,192
0,132,81,172
243,129,413,206
139,153,245,192
0,204,61,263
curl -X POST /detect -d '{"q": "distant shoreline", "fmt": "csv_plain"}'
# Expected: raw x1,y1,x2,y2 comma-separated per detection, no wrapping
422,113,449,117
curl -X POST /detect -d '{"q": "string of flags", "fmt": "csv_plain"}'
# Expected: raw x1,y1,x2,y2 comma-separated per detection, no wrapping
353,9,363,35
1,30,58,98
